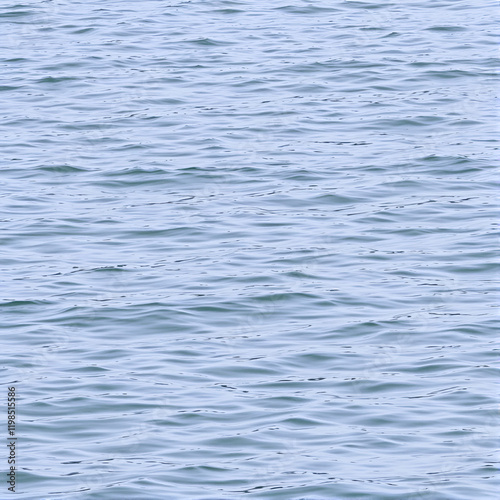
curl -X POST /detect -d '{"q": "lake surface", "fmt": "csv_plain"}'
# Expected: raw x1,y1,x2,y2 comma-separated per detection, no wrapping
1,0,499,498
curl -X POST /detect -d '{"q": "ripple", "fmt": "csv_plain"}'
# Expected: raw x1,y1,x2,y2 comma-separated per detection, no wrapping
1,0,498,498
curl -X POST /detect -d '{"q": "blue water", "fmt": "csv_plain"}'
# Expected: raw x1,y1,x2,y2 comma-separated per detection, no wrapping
1,1,499,498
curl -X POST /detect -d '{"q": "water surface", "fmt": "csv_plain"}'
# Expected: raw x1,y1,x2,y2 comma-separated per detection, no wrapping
1,0,499,498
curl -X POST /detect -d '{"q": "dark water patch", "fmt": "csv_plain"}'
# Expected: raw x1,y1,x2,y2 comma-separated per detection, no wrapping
36,76,80,83
426,26,468,32
37,164,91,173
0,9,34,18
275,5,341,15
0,85,22,91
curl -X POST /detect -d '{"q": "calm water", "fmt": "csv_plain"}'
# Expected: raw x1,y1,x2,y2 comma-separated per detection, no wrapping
1,0,499,498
